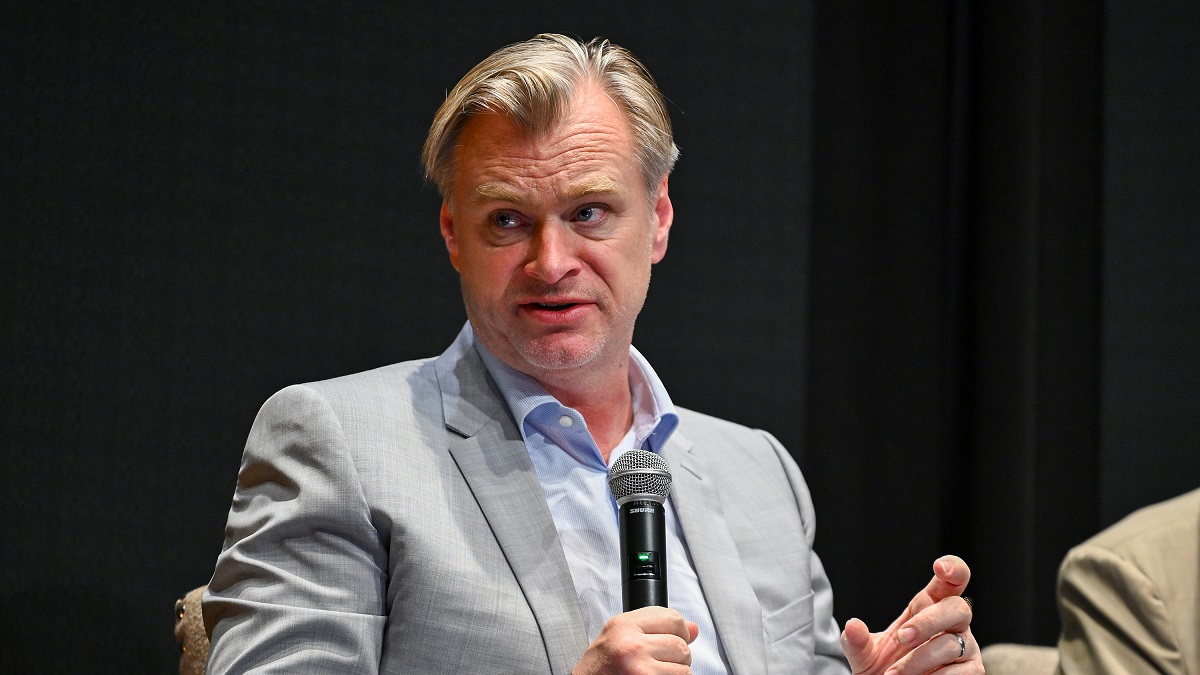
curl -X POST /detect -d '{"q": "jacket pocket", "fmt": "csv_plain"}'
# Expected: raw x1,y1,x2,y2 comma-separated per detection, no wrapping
762,590,815,645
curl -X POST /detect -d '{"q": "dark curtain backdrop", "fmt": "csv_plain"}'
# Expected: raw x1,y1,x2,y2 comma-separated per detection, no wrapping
3,1,1197,671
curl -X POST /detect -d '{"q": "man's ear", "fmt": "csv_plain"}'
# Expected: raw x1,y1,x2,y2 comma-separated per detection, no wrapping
439,200,461,271
650,175,673,263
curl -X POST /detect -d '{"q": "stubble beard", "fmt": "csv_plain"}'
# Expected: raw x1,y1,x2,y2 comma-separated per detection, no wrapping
462,276,647,378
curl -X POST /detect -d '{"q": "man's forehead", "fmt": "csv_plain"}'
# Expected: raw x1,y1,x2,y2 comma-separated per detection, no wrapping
451,88,640,206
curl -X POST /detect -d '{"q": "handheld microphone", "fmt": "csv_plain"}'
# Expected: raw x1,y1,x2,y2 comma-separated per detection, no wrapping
608,449,672,610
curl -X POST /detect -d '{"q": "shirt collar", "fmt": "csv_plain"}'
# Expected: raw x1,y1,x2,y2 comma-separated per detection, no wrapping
467,323,679,453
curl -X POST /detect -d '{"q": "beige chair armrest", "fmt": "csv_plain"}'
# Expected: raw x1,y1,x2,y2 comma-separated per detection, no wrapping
174,586,210,675
981,642,1058,675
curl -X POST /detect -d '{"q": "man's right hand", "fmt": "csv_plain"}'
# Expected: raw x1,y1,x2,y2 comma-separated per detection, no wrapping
572,606,700,675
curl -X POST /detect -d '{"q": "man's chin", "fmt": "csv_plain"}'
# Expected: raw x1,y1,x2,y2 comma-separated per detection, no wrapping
515,336,604,373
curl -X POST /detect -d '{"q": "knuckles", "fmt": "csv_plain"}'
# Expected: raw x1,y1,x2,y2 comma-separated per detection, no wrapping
608,637,645,667
585,608,692,672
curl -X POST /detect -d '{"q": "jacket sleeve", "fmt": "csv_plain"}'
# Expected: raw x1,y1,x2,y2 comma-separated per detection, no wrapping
1056,543,1186,675
203,384,388,674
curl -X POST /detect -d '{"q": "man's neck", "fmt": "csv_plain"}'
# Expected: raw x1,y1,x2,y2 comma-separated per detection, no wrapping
535,360,633,463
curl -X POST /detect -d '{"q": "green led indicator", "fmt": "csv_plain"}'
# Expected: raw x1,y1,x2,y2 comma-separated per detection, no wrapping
637,552,652,562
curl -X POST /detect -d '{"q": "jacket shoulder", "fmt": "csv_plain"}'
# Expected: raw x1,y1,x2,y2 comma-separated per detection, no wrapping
673,406,798,470
675,406,774,444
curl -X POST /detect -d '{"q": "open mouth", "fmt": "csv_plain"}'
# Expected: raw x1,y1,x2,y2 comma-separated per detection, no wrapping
532,302,577,310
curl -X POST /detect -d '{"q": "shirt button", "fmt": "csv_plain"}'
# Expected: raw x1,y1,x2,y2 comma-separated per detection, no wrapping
559,415,574,428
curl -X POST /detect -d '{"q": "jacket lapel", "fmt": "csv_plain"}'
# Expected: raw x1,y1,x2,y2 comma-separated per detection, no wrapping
663,430,767,675
436,331,589,675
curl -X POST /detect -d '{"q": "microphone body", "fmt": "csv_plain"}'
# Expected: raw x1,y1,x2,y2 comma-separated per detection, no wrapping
617,498,667,609
608,449,673,611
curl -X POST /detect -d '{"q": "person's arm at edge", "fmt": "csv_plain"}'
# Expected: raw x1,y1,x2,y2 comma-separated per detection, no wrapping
1056,543,1185,675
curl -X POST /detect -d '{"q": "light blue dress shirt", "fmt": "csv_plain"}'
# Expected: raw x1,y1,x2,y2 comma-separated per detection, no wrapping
472,328,731,674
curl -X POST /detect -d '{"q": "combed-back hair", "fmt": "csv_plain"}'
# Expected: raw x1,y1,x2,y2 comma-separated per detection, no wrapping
422,33,678,201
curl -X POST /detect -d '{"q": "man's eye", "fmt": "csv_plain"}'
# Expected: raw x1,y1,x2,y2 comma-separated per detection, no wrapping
573,206,607,223
492,212,524,229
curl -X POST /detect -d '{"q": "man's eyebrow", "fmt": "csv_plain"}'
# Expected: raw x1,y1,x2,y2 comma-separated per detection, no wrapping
473,176,620,204
473,183,524,204
565,176,618,200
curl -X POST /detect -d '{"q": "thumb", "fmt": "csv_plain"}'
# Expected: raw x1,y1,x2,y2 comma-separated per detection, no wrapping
840,617,874,670
686,621,700,643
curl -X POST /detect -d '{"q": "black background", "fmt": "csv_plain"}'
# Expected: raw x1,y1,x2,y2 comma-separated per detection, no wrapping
3,1,1197,671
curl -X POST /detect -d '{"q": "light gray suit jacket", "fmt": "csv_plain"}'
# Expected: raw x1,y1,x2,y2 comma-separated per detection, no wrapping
204,326,849,674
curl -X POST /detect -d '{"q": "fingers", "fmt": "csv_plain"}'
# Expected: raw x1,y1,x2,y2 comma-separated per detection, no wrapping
896,595,973,648
883,628,982,675
895,555,972,628
625,606,696,643
884,596,978,675
924,555,971,603
840,617,875,668
840,557,977,675
573,608,696,675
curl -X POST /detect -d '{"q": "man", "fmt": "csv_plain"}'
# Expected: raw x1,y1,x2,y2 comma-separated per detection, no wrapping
204,34,980,674
1056,487,1200,674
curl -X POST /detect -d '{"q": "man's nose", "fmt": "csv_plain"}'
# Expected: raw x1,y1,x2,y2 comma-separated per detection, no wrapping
524,220,581,283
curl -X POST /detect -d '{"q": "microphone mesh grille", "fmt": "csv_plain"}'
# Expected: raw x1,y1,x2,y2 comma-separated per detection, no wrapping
608,449,672,501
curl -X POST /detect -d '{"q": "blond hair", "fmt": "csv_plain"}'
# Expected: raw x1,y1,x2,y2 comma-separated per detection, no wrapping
422,34,678,200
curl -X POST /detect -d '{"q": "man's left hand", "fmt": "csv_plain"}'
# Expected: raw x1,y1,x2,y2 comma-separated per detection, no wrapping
839,555,982,674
